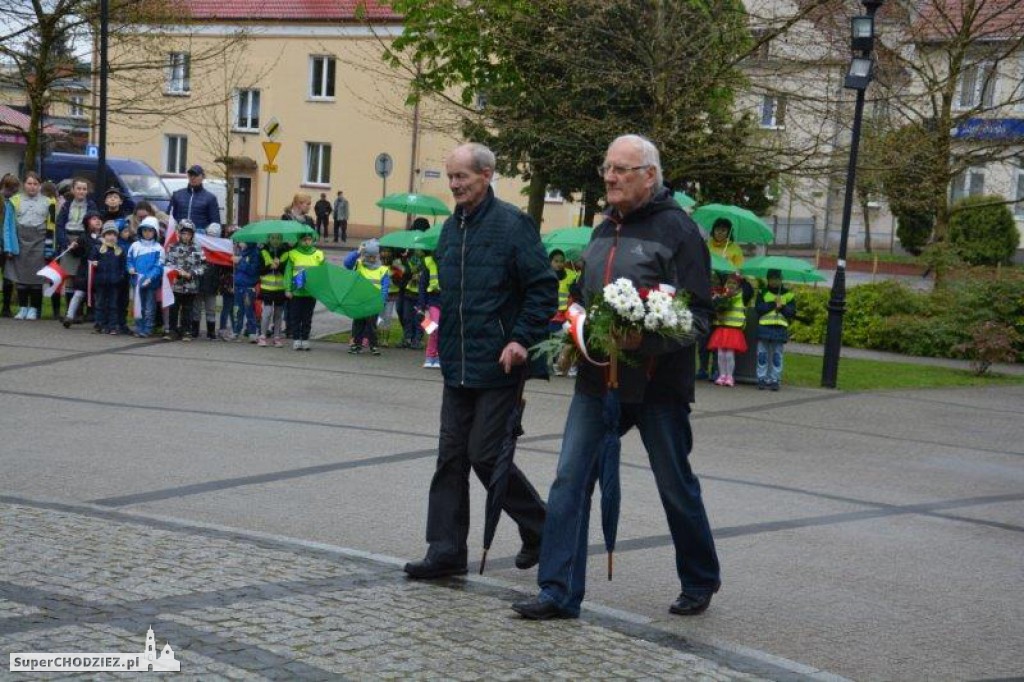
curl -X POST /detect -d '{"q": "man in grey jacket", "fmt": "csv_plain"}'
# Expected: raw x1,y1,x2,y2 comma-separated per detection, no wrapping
512,134,720,620
332,191,349,243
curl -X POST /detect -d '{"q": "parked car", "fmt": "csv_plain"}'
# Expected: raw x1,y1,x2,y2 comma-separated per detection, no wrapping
160,175,228,225
42,153,171,213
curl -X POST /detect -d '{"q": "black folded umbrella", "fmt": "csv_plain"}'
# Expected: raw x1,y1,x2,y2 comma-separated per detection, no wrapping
479,370,529,574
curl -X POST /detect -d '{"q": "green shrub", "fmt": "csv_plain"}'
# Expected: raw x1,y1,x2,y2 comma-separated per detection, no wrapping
788,286,829,343
895,212,934,255
948,195,1020,265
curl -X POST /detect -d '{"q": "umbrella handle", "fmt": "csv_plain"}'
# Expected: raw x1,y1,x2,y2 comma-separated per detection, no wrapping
608,552,614,581
479,548,488,575
608,347,619,389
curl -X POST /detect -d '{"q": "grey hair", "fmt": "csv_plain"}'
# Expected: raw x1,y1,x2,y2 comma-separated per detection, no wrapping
609,134,663,188
456,142,496,173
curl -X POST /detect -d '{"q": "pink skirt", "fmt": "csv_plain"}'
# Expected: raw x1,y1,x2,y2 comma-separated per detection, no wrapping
707,327,748,353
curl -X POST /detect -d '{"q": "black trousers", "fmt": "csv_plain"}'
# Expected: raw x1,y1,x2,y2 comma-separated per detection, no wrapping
334,219,347,242
424,384,546,563
291,296,316,340
315,215,329,237
170,293,195,336
351,316,377,347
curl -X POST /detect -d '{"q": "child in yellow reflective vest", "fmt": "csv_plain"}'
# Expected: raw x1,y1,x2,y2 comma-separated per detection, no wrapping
343,239,390,356
707,273,748,387
754,268,796,391
284,233,325,351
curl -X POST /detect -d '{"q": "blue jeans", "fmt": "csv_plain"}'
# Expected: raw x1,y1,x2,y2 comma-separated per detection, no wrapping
232,287,258,336
135,286,157,336
219,292,235,331
756,340,785,385
537,393,720,616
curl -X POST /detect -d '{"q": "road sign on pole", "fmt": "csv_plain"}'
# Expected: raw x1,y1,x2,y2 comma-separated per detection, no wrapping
262,141,281,165
375,153,393,178
263,117,281,139
376,153,393,233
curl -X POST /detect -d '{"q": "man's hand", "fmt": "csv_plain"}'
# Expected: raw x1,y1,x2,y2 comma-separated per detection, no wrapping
285,291,293,299
498,341,528,374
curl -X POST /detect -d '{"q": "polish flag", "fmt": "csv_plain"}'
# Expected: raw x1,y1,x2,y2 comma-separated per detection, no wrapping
565,302,607,367
195,233,235,267
160,268,178,309
37,261,68,297
163,213,178,251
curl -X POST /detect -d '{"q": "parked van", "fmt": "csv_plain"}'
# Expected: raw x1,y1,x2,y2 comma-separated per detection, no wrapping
160,175,228,225
41,153,171,213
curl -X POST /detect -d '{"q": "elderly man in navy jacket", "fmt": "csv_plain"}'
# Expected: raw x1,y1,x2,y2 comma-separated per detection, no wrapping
168,165,220,232
404,143,557,580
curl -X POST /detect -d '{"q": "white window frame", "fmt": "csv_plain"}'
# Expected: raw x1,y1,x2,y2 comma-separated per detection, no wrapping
234,88,260,132
950,166,985,204
1015,55,1024,112
166,52,191,95
304,142,331,186
309,55,336,100
1013,167,1024,218
759,94,785,129
68,95,85,118
954,60,995,110
165,134,188,174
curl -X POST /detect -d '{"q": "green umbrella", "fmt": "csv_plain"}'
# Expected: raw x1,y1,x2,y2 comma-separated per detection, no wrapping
231,219,317,244
692,204,774,244
710,253,737,273
376,193,452,217
740,255,826,283
379,230,424,250
411,225,443,251
542,227,593,261
300,262,385,320
673,191,696,208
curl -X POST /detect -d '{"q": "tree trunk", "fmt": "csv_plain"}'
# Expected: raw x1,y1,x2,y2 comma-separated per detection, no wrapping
225,172,235,226
526,172,547,230
860,198,872,253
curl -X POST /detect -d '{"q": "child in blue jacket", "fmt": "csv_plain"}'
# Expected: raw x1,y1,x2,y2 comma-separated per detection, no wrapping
231,241,261,341
126,217,164,337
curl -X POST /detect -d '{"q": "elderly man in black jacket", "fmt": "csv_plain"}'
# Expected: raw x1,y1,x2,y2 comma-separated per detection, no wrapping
512,134,720,620
404,143,557,580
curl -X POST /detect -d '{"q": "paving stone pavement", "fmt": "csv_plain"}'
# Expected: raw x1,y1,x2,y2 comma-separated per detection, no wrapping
0,499,829,681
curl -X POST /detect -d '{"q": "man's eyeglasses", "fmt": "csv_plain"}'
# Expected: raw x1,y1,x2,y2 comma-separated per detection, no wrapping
597,164,650,177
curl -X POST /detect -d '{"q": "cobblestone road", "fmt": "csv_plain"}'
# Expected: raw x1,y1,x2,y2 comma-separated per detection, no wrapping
1,498,830,681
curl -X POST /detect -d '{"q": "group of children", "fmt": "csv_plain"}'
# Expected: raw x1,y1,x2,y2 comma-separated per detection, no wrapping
702,219,797,391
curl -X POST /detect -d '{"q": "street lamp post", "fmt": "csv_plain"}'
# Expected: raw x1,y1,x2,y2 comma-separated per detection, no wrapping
821,0,884,388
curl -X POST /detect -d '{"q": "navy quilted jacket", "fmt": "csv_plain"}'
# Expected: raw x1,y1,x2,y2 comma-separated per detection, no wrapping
436,188,557,389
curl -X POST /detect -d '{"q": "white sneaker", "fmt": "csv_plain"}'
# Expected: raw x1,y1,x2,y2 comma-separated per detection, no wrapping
430,358,441,369
14,307,28,320
567,366,578,377
293,340,302,350
304,340,311,350
25,307,38,320
423,359,433,368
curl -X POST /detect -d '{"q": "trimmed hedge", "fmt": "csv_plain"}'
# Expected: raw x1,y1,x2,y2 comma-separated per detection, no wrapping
788,274,1024,360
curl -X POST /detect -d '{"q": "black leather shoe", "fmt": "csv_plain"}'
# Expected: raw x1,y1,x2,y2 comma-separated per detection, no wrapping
403,558,467,580
511,598,575,620
514,542,541,570
669,591,713,616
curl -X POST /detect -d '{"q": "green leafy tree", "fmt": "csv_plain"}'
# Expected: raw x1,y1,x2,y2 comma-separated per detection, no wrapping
382,0,777,224
948,195,1020,265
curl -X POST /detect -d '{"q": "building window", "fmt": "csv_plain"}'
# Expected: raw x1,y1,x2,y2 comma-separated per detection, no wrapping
165,134,188,174
305,142,331,185
166,52,191,94
544,188,564,203
309,56,335,99
760,94,786,128
69,95,85,118
1014,168,1024,218
235,89,260,131
955,60,995,110
950,166,985,204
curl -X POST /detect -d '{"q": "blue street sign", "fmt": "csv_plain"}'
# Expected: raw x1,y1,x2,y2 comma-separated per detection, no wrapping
86,144,99,158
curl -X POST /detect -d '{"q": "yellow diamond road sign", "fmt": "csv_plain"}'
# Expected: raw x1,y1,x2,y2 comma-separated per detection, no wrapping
262,163,278,173
262,141,281,165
